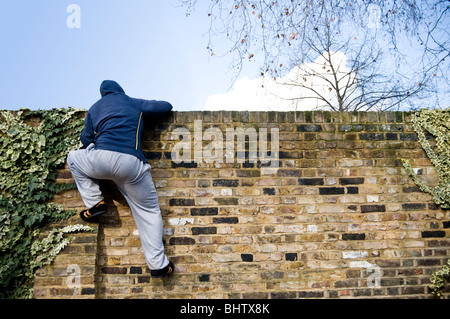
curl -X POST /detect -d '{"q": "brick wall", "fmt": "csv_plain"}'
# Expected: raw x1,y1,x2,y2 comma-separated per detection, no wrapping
34,111,449,299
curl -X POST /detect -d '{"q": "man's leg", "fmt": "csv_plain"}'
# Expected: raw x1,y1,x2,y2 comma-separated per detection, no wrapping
68,146,170,272
67,145,104,209
114,161,170,271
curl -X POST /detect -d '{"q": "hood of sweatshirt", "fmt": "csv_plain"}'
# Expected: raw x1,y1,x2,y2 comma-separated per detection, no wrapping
100,80,125,97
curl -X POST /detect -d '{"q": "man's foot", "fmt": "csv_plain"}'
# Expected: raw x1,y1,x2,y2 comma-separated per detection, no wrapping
151,261,175,278
80,201,107,222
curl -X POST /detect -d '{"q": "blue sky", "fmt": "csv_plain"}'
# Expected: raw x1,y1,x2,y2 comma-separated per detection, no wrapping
0,0,257,111
1,1,447,112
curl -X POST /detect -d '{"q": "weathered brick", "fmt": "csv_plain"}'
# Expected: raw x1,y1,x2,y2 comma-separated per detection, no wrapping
379,124,404,132
381,278,404,286
169,198,195,206
319,187,345,195
400,133,418,141
101,267,127,274
271,291,297,299
354,289,372,297
416,258,441,266
277,169,302,177
334,279,359,288
81,288,96,295
214,197,239,205
338,124,363,132
213,179,239,187
236,169,261,177
137,276,150,283
421,231,445,238
342,233,366,240
169,237,196,245
298,178,324,186
297,124,322,132
213,217,239,224
402,186,421,193
241,254,254,262
361,205,386,213
56,170,73,179
359,133,384,140
285,253,298,261
279,151,302,159
263,188,276,195
171,161,198,168
192,227,217,235
130,267,143,274
49,288,77,296
386,133,398,140
199,274,210,282
402,287,424,295
298,291,324,298
402,203,426,211
191,207,218,216
340,177,364,185
365,124,377,131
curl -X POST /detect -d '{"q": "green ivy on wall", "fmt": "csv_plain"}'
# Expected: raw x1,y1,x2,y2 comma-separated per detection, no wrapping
402,108,450,298
402,108,450,208
0,108,91,299
429,260,450,298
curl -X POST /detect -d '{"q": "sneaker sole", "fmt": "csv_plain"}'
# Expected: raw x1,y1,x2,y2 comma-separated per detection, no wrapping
80,209,107,222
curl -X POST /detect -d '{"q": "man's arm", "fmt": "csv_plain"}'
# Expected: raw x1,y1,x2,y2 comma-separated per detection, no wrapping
80,113,96,148
137,99,173,116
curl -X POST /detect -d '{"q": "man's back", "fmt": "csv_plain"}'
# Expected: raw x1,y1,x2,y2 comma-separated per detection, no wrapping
80,80,172,162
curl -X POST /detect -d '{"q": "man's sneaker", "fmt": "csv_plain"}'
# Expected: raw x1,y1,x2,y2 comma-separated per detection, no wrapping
80,201,107,222
151,261,175,278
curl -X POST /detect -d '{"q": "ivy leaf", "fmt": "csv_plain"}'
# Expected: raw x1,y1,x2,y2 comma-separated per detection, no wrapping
10,150,20,162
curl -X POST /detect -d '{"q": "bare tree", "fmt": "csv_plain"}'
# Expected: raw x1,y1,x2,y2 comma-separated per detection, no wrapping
181,0,449,111
270,10,426,112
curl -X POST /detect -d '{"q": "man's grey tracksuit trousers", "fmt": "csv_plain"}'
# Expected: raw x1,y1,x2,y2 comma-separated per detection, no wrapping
67,143,169,271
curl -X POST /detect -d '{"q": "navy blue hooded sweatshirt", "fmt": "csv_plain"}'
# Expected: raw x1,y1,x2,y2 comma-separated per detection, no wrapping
80,80,173,163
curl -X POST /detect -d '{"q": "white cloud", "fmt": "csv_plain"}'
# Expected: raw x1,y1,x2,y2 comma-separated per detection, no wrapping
205,51,355,111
